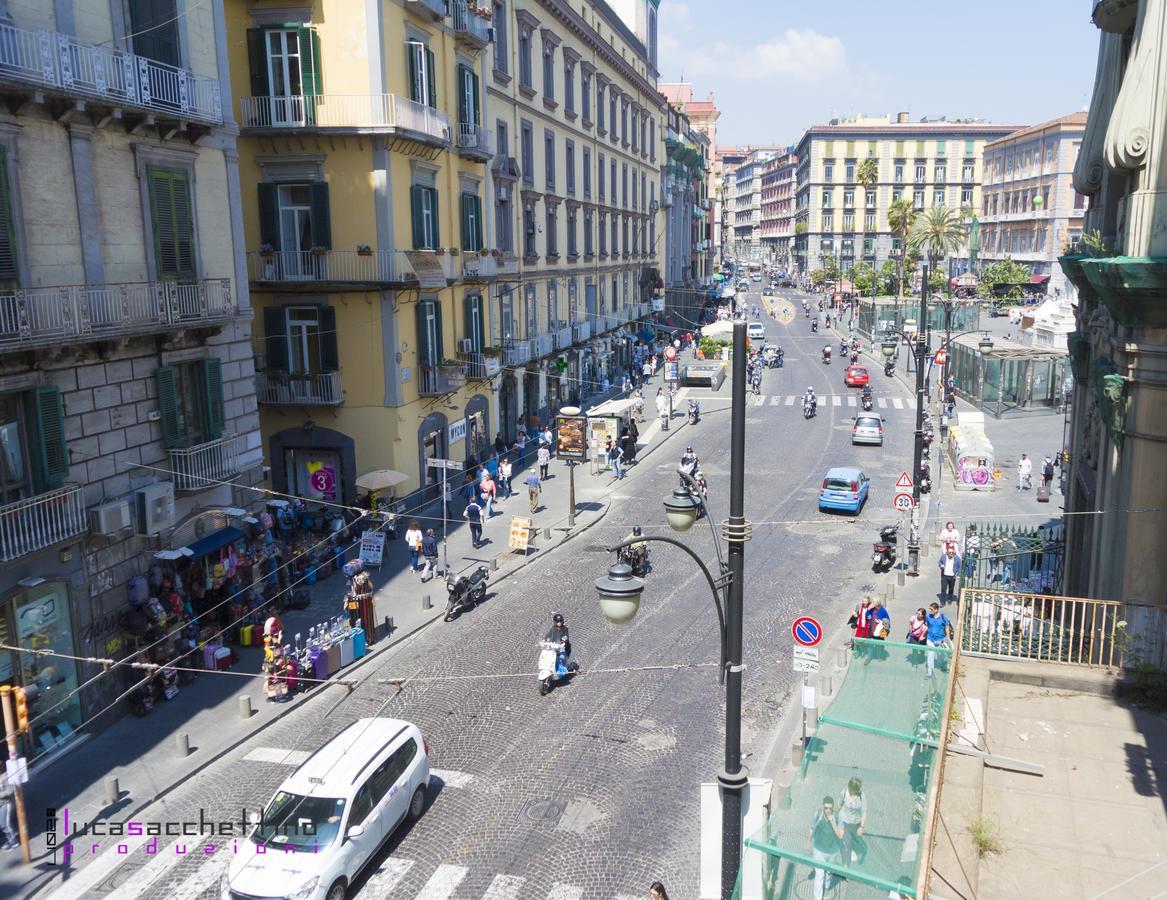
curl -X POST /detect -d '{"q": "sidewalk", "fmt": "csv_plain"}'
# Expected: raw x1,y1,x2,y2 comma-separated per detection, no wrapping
1,372,694,892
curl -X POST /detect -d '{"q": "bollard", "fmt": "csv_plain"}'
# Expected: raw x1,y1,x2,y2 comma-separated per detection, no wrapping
838,645,849,667
544,527,552,540
887,583,895,601
809,707,820,730
774,780,790,807
104,776,119,805
423,594,433,610
821,675,833,698
791,740,804,766
238,695,253,719
898,569,906,587
175,732,190,756
491,557,499,571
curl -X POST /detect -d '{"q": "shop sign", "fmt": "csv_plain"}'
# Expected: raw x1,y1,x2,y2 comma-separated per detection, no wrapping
448,418,467,444
18,595,59,638
359,531,386,567
404,250,448,289
555,415,588,460
652,296,665,311
307,461,338,501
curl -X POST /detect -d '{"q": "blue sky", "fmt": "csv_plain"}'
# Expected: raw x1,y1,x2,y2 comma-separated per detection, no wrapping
658,0,1098,146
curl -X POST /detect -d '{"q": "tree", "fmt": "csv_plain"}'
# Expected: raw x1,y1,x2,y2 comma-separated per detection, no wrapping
976,258,1030,301
855,158,878,196
810,269,826,287
877,259,898,295
909,206,970,273
822,254,840,282
928,268,946,294
887,198,917,298
852,260,875,294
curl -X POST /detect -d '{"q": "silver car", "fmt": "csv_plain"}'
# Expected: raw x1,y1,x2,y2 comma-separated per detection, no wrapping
852,414,884,446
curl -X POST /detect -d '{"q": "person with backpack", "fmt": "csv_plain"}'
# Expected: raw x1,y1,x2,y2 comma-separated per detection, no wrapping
925,602,954,677
807,796,845,899
1041,454,1056,488
837,777,868,866
463,497,484,549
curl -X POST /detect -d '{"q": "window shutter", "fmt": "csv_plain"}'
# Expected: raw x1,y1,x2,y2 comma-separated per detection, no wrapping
425,48,437,108
433,297,444,361
298,27,323,95
457,64,469,125
156,365,181,448
246,28,269,96
26,387,67,493
263,306,289,372
149,168,194,279
0,146,19,287
429,187,440,249
257,183,279,247
471,71,480,125
202,357,225,440
407,41,422,103
171,170,195,277
318,305,339,372
308,182,331,249
460,192,470,251
416,301,432,366
474,195,483,250
411,185,424,249
463,295,474,351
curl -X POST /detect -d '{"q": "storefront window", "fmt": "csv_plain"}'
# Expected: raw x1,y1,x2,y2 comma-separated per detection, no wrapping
15,582,81,754
285,448,341,502
467,409,488,460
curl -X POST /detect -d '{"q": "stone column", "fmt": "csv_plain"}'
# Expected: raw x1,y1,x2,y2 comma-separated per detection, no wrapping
67,124,105,286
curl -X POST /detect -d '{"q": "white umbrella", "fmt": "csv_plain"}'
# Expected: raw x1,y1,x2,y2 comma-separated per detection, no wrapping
701,320,736,337
356,469,410,492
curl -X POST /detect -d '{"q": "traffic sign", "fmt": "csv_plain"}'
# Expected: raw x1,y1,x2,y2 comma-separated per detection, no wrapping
664,345,678,361
426,457,463,470
793,646,821,673
792,616,823,647
893,492,916,512
895,471,913,489
933,349,948,365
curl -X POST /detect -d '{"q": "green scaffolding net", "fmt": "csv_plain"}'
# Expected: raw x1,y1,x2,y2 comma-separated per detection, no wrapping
738,638,953,899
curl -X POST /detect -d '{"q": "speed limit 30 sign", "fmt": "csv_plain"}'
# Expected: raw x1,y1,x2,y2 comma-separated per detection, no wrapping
893,492,916,512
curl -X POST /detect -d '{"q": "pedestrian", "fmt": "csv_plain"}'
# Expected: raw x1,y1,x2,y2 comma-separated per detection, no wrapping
906,608,928,644
480,471,497,518
642,357,652,382
870,598,891,640
1041,453,1055,488
837,776,868,866
516,430,528,465
0,768,17,851
622,374,633,395
606,435,624,479
537,441,551,480
498,456,513,499
925,602,953,677
634,390,646,423
493,431,507,458
1018,452,1033,491
420,528,439,581
541,424,554,447
939,520,962,555
525,470,542,513
620,426,637,466
963,525,981,579
850,596,874,641
937,546,961,605
807,796,845,900
463,496,484,548
656,388,669,430
404,520,423,572
649,882,670,900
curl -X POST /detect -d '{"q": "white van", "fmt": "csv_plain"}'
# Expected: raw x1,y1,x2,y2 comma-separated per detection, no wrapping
223,718,429,900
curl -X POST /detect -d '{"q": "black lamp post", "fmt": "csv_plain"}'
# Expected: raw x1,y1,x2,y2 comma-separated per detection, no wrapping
595,319,750,899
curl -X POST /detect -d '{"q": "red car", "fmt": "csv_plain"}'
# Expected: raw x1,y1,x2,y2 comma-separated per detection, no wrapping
844,365,869,387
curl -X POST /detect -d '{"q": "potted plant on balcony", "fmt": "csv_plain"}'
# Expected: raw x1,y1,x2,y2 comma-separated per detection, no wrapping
258,243,275,258
490,248,501,257
356,243,373,257
434,246,447,256
311,246,329,257
479,247,489,257
449,247,460,256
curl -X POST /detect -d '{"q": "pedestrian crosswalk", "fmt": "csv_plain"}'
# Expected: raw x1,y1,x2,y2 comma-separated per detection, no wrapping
752,393,914,409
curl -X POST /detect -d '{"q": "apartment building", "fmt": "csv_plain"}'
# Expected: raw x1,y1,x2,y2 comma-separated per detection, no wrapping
0,0,262,753
732,150,777,260
234,0,663,509
659,82,719,275
660,102,710,325
759,149,797,271
971,113,1087,298
792,114,1022,278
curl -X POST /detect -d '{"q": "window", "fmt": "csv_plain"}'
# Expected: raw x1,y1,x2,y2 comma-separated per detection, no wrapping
621,217,628,255
410,185,439,249
460,191,483,251
631,111,638,152
407,40,437,108
129,0,181,65
542,44,554,101
416,299,443,369
914,162,926,183
865,190,876,208
596,82,605,132
523,205,536,257
842,190,854,208
0,147,18,288
243,26,321,125
641,172,646,211
821,189,832,208
649,118,655,160
544,131,555,191
150,167,198,278
545,208,558,257
621,163,628,208
962,159,975,182
821,212,833,231
864,212,876,231
567,208,577,256
0,389,67,500
611,215,618,256
493,0,508,73
157,358,225,449
933,189,945,207
641,117,647,157
893,160,904,183
496,120,509,159
823,162,834,182
580,72,591,125
597,152,605,200
649,210,655,249
457,63,480,128
494,183,512,252
842,213,854,231
520,121,534,186
934,164,946,182
961,188,973,207
563,60,574,115
863,237,874,255
584,209,593,255
609,93,617,140
565,141,575,196
620,101,628,145
610,159,617,205
518,28,532,88
892,188,902,203
598,211,607,255
264,305,339,378
582,147,591,197
844,161,855,181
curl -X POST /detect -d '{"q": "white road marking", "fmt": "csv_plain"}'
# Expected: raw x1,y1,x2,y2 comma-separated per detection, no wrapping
770,395,781,405
877,397,888,408
114,839,186,900
429,768,475,788
832,395,841,407
361,858,416,897
482,873,526,899
169,843,232,900
847,395,856,407
44,833,152,900
242,747,311,765
892,398,904,409
753,395,764,406
415,864,469,899
546,884,585,900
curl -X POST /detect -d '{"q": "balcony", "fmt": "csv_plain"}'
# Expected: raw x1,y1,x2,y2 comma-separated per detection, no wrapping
168,434,246,493
0,279,234,354
407,0,449,20
238,94,451,147
256,371,343,406
534,333,554,357
0,22,222,124
457,351,501,379
451,0,491,49
502,338,533,367
418,363,466,396
553,324,573,350
572,320,592,343
247,249,431,290
0,485,86,563
456,123,493,162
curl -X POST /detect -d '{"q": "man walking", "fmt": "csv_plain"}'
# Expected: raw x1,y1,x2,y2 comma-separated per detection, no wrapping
1041,453,1056,489
420,528,439,581
463,496,484,549
925,602,953,677
937,545,961,604
1017,452,1033,491
525,470,542,513
498,455,513,499
537,441,551,480
656,388,669,431
807,796,845,900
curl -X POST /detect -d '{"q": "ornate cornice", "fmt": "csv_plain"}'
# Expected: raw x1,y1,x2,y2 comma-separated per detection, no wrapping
515,8,541,32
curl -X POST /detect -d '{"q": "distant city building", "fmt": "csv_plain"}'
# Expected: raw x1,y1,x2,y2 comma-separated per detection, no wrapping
659,83,720,276
661,101,711,325
760,150,798,271
792,114,1023,279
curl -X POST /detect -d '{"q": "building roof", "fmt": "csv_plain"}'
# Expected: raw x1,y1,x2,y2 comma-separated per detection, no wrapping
984,112,1088,149
802,122,1025,137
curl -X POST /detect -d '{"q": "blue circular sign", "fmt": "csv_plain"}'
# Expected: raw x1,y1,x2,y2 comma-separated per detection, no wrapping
792,616,823,647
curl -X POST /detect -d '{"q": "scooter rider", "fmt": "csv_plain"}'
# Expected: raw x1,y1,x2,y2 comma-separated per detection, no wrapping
546,612,571,658
680,445,699,475
623,524,649,573
823,345,832,362
804,386,817,412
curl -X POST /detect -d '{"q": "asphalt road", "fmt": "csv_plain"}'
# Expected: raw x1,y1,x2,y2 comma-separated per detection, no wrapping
44,286,921,900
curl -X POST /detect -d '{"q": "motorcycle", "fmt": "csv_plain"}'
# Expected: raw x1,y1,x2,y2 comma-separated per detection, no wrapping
850,352,859,365
752,375,762,395
840,340,848,355
884,361,895,377
811,320,818,333
687,399,700,425
861,392,873,411
919,462,932,494
444,565,489,621
803,398,817,419
617,544,650,576
822,349,831,365
537,640,579,696
872,524,899,573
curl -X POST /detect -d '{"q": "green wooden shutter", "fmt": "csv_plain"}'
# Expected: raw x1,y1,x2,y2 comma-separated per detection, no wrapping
297,27,323,95
430,187,440,249
0,146,19,287
157,366,181,448
425,48,437,108
318,305,339,372
171,170,195,276
457,64,469,125
411,185,424,249
25,387,67,492
474,196,483,250
433,297,443,360
202,357,225,440
460,192,470,251
308,182,331,249
416,301,431,366
149,168,195,279
263,306,289,371
407,42,421,103
471,71,480,125
258,183,280,247
246,28,269,96
463,295,474,351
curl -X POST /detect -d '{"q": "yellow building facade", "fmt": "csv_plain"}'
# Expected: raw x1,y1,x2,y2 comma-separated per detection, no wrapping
231,0,664,507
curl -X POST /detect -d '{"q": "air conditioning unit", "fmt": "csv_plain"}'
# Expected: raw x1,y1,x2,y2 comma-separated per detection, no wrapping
90,500,131,536
135,482,176,536
457,338,474,353
497,184,508,201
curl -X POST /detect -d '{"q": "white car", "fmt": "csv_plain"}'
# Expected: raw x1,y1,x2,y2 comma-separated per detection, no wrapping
223,718,430,900
747,322,766,341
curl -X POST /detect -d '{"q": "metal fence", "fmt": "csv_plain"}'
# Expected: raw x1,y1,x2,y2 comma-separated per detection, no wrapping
961,520,1063,596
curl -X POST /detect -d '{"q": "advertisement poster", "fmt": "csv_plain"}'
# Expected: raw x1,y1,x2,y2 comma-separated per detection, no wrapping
588,416,621,468
555,415,588,460
306,460,337,501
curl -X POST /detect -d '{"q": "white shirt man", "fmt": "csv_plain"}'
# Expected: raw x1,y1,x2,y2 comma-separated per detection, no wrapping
1018,453,1033,490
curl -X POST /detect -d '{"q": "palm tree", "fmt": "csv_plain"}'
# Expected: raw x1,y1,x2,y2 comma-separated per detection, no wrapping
909,206,969,278
887,198,916,297
855,159,878,293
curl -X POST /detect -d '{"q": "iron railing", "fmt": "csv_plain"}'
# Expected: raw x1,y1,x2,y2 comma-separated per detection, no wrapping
456,351,500,379
451,0,491,47
533,333,554,357
408,0,449,20
553,326,573,350
168,434,245,493
249,250,400,284
0,279,233,351
961,521,1063,595
256,371,343,406
573,320,592,342
0,22,222,122
502,338,532,367
238,94,451,143
0,484,86,562
418,364,466,396
456,122,493,157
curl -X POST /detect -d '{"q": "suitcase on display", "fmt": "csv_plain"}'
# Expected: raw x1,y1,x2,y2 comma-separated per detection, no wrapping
240,624,255,646
214,646,232,671
289,589,311,610
309,647,329,681
1036,485,1051,503
283,659,298,694
339,633,354,667
298,656,315,687
203,643,222,670
326,642,341,675
352,628,366,660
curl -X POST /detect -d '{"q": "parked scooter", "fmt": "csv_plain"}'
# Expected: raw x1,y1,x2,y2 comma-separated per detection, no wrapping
919,461,932,494
444,565,489,621
537,640,579,696
687,399,700,425
872,524,899,573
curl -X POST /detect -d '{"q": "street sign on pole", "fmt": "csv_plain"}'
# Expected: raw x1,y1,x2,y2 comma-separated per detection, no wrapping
895,471,913,489
791,616,823,647
893,492,916,512
933,349,948,365
792,646,820,673
426,457,463,470
664,345,678,361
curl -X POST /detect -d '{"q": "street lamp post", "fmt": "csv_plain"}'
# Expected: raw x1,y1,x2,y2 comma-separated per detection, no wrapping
594,319,750,899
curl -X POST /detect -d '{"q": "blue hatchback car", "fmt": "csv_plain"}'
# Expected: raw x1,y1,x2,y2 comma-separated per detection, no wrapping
819,466,870,514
